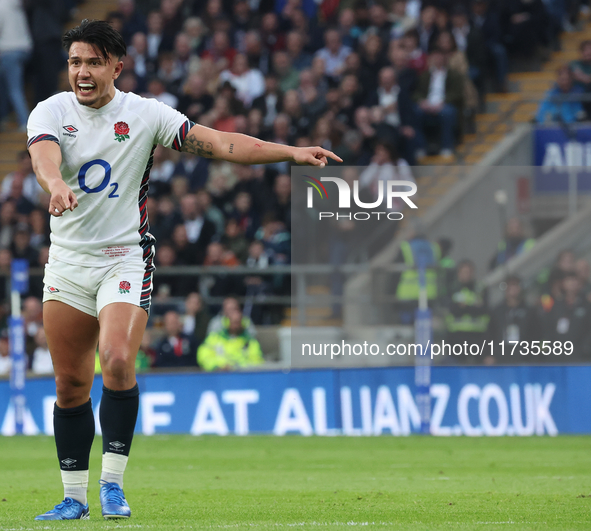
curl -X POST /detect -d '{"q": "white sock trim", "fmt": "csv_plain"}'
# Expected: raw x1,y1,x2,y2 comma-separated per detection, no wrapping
102,452,128,475
61,470,89,505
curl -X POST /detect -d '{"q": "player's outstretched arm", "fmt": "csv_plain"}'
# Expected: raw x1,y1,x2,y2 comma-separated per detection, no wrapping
29,141,78,217
181,123,342,167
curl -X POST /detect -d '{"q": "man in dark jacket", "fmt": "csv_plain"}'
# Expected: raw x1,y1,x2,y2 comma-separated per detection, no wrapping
414,47,464,156
153,310,198,368
488,276,536,362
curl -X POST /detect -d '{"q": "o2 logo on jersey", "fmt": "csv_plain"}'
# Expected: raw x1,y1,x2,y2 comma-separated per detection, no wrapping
77,159,119,198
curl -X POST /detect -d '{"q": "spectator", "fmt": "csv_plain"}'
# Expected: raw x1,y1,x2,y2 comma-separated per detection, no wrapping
146,11,171,60
144,77,178,108
172,33,200,82
501,0,549,60
6,173,36,216
182,292,211,346
0,0,32,130
196,190,225,239
297,69,326,123
220,218,249,263
272,51,300,93
402,28,427,72
471,0,508,93
490,218,535,270
488,276,536,350
571,40,591,91
358,33,388,95
153,243,197,297
338,7,364,49
0,329,10,376
180,194,217,261
136,329,155,371
183,17,207,55
177,71,215,121
201,242,242,298
160,0,184,39
207,297,257,337
444,260,490,356
359,141,414,211
0,200,17,248
260,12,285,53
153,310,198,368
148,145,176,197
31,328,53,375
118,0,146,42
201,30,237,74
256,214,291,264
286,31,312,71
244,29,270,74
203,94,237,132
268,174,291,230
367,67,416,139
252,73,283,130
171,224,199,265
390,0,417,40
282,89,312,140
127,32,154,90
244,240,276,322
1,151,42,205
29,209,50,250
575,258,591,302
435,31,479,117
449,8,486,103
416,4,439,53
314,28,352,80
537,66,586,124
414,47,464,157
541,273,591,360
26,0,68,105
219,53,265,107
11,224,39,267
197,308,264,371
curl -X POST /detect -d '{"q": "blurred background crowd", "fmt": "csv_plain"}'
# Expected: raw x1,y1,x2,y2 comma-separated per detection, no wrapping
0,0,590,374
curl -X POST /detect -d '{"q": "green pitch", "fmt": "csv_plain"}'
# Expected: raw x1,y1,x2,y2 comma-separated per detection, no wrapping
0,435,590,530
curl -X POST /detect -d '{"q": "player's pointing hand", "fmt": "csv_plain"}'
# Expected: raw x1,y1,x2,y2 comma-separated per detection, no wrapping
48,181,78,217
293,146,343,168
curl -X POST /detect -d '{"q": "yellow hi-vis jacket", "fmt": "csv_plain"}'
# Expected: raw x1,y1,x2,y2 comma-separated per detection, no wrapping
197,324,264,372
396,240,440,301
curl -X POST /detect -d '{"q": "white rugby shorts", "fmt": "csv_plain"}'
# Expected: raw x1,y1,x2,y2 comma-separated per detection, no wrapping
42,254,155,318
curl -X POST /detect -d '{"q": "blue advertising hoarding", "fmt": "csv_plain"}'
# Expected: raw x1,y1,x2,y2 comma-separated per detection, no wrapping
1,365,589,436
534,126,591,192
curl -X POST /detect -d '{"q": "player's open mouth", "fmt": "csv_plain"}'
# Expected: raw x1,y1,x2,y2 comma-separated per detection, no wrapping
78,83,96,94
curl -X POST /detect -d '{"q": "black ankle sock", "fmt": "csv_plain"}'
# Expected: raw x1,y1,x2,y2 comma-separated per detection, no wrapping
54,399,95,471
100,384,139,457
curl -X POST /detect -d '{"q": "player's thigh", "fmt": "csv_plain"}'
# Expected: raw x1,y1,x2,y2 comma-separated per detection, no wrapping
43,300,100,406
97,302,148,369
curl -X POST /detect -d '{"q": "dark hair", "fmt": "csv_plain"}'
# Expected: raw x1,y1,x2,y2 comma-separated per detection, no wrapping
63,19,127,61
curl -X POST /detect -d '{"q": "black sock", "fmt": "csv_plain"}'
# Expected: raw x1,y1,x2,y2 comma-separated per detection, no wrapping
54,399,95,471
100,384,139,456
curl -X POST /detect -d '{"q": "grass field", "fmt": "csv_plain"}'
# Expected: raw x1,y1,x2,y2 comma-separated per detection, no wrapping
0,435,590,530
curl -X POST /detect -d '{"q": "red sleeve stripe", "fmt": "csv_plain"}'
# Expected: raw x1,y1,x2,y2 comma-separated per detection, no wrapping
171,120,194,152
27,134,59,148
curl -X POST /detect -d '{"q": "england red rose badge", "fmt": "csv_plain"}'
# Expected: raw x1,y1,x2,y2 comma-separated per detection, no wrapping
114,121,130,142
119,281,131,294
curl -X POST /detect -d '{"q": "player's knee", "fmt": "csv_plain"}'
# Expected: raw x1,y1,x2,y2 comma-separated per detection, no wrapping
101,347,133,383
55,373,91,407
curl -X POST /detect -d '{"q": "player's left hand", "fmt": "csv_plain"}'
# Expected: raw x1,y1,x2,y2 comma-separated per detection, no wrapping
293,146,343,168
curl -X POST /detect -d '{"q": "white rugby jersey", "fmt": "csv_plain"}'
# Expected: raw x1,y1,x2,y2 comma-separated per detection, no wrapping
27,89,193,266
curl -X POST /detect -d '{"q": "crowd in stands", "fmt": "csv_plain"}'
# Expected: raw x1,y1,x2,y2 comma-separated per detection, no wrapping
394,218,591,363
536,40,591,124
0,0,589,373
